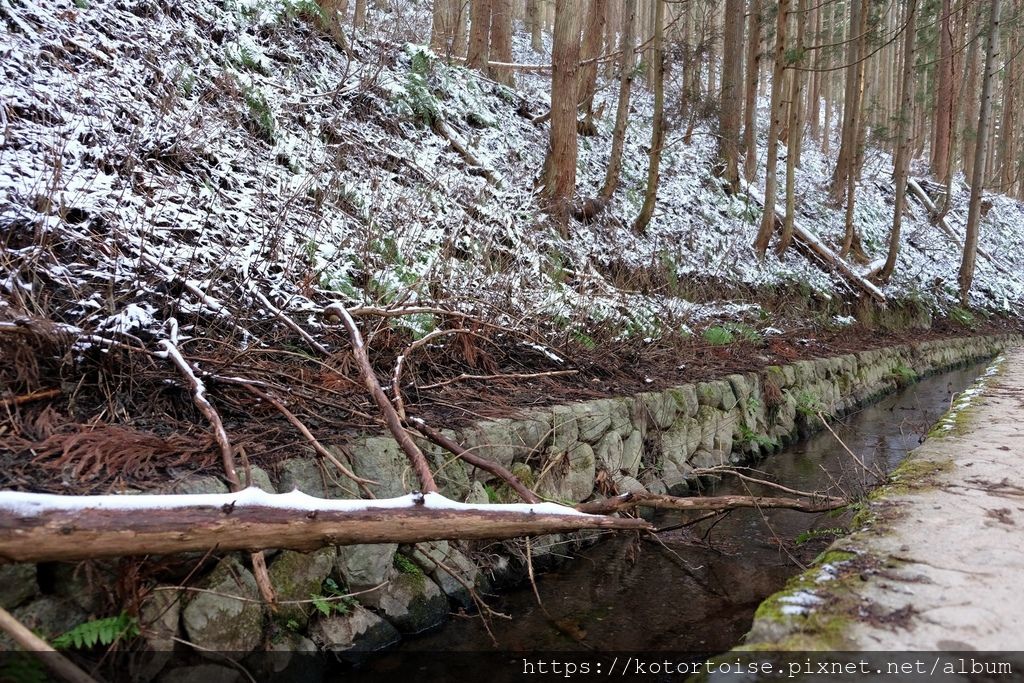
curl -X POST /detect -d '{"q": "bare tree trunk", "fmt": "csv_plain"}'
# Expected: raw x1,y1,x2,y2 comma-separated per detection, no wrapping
430,0,453,52
633,0,666,234
932,0,955,182
962,8,983,182
540,0,584,230
780,0,806,254
527,0,543,51
753,0,790,256
489,0,515,85
830,0,865,203
807,0,822,142
960,0,1003,305
466,0,492,70
742,0,762,181
578,0,608,130
996,13,1018,190
880,0,919,283
840,0,870,259
601,0,637,199
353,0,366,28
717,0,745,191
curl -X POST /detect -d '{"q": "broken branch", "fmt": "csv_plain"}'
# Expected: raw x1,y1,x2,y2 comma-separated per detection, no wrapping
331,306,439,493
408,417,541,504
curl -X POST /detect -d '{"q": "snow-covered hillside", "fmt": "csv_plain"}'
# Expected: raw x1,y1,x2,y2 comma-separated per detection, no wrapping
2,0,1023,355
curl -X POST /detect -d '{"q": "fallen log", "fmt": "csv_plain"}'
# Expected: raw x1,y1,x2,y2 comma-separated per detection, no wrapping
0,489,650,564
741,180,887,302
905,178,1012,277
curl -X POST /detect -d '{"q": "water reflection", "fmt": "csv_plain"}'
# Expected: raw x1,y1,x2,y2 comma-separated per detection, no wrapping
401,363,983,654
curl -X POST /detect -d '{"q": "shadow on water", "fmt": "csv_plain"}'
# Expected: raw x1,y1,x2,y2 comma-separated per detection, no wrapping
395,362,987,655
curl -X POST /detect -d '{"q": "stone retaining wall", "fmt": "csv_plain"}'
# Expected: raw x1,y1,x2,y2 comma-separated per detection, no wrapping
2,334,1019,679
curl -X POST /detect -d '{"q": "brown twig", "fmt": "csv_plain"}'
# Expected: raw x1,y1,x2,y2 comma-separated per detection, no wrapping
575,491,847,515
250,287,330,356
408,417,541,504
417,370,578,391
392,328,470,420
156,323,277,608
331,306,439,493
0,607,98,683
690,465,839,499
0,387,62,407
242,383,378,497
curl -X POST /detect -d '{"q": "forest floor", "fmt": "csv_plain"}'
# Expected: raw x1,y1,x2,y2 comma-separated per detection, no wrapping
3,1,1024,496
742,347,1024,651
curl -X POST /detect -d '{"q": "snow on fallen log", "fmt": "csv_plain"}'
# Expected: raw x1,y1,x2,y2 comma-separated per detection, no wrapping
0,489,650,563
741,180,887,303
905,178,1013,278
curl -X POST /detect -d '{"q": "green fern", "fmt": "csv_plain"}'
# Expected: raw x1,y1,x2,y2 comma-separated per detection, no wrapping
52,613,139,650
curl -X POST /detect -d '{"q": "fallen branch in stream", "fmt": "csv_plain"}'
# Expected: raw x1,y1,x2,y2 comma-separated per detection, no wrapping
575,491,848,515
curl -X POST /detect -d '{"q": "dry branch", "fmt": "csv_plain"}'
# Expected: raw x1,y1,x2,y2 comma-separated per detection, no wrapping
906,178,1013,277
0,607,98,683
250,287,329,356
0,387,61,408
155,323,276,606
242,384,378,497
431,118,502,186
741,180,886,302
155,325,239,490
409,417,541,504
331,306,439,493
392,328,470,420
0,491,650,563
418,369,577,390
575,491,847,515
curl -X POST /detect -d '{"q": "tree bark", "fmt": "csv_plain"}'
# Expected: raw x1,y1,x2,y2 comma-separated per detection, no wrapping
527,0,543,51
830,0,865,202
0,492,650,563
932,0,955,183
741,0,762,182
717,0,745,192
489,0,515,85
466,0,492,71
632,0,666,234
780,0,806,254
540,0,584,228
578,0,608,127
753,0,789,256
600,0,637,199
960,0,1002,306
879,0,918,283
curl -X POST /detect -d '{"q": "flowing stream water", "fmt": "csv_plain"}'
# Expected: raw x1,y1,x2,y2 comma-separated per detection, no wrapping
392,361,987,657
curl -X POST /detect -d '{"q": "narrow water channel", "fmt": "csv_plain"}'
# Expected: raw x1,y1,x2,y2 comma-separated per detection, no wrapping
395,361,987,657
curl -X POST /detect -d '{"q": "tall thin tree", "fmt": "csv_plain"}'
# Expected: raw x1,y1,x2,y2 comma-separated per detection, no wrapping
753,0,790,256
633,0,666,234
880,0,919,283
717,0,745,192
540,0,584,232
960,0,1003,305
601,0,637,199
